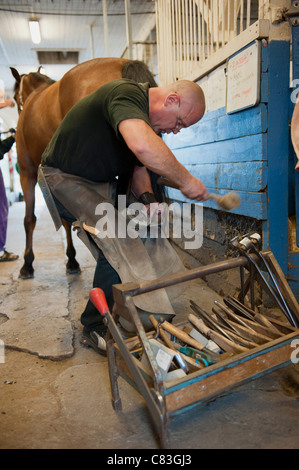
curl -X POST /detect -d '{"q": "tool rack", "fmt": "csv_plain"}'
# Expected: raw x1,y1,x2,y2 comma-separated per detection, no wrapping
91,241,299,449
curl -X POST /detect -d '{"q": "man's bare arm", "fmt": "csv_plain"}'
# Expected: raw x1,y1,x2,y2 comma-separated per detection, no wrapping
131,165,153,198
119,118,208,201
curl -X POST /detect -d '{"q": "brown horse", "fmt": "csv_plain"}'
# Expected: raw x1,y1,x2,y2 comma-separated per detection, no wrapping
10,58,157,279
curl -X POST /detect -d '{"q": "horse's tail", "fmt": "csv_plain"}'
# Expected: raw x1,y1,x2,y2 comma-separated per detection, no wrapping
121,60,167,203
121,60,158,88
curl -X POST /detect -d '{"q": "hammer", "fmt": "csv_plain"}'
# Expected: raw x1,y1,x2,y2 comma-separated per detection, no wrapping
149,315,202,371
157,177,241,210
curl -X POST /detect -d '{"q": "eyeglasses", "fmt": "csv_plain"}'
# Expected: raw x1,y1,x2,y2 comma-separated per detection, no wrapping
175,99,180,130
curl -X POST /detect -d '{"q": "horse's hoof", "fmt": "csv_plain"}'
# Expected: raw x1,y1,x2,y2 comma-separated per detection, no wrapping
66,266,81,275
19,270,34,280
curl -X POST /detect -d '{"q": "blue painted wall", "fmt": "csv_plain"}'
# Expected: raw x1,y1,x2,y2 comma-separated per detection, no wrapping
164,38,298,295
164,103,268,220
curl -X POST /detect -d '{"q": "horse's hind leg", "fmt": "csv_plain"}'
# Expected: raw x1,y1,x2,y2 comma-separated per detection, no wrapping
61,219,81,274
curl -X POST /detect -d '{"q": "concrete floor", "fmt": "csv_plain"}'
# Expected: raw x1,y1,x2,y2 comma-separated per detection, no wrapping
0,190,299,450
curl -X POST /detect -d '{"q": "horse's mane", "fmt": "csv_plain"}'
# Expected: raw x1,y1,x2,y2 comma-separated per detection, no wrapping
14,72,56,91
122,60,157,88
30,72,56,85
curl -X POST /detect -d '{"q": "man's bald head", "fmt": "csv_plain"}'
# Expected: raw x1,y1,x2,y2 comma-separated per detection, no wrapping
149,80,205,134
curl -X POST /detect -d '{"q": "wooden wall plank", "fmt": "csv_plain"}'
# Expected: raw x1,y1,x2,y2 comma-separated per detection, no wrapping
184,162,267,191
163,103,268,149
171,133,267,165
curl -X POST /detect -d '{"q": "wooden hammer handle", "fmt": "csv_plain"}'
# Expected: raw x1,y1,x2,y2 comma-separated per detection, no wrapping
188,313,248,354
149,316,202,370
149,315,176,351
160,320,205,350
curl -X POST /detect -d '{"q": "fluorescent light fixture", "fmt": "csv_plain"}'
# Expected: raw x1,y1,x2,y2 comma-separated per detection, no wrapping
29,18,41,44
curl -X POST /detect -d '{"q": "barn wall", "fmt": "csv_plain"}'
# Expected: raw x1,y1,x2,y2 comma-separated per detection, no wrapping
163,38,293,299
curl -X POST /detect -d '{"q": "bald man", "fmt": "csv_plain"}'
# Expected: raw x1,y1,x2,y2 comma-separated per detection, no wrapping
39,77,207,355
122,80,207,201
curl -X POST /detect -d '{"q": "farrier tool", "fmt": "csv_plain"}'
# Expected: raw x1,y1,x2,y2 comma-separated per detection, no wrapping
172,344,214,367
187,313,248,354
157,177,241,210
223,296,284,337
231,233,299,327
190,300,256,348
158,318,220,363
149,315,191,373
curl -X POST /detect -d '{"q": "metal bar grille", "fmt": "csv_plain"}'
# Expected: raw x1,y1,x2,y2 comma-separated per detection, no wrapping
155,0,268,84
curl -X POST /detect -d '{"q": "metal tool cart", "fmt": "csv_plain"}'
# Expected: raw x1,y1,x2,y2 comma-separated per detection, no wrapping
90,233,299,449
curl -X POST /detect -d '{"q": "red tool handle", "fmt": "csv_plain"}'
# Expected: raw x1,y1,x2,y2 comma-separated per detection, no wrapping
89,288,109,316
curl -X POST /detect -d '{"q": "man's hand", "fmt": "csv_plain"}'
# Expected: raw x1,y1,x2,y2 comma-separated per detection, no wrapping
179,176,209,201
0,99,15,109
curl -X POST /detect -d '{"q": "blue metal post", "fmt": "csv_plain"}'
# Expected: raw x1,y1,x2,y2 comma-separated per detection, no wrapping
266,40,290,274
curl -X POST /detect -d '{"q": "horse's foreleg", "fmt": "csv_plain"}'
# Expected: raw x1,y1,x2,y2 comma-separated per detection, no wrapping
19,174,36,279
61,219,81,274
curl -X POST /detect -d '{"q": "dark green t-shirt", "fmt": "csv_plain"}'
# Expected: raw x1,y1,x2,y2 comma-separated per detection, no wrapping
41,79,150,182
0,136,15,159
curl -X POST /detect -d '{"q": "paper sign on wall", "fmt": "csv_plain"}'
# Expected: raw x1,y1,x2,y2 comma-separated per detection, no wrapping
226,40,261,114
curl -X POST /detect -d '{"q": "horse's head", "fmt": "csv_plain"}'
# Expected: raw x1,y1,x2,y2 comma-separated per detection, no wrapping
10,66,55,113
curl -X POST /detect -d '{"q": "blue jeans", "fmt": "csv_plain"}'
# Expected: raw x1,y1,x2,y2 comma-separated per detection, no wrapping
53,195,121,331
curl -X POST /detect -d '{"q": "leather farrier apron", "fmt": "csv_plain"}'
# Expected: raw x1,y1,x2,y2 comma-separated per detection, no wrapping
38,165,186,330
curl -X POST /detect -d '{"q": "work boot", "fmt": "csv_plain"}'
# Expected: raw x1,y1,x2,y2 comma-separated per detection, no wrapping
81,326,107,356
0,250,19,262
